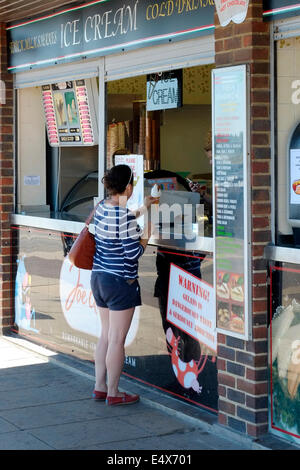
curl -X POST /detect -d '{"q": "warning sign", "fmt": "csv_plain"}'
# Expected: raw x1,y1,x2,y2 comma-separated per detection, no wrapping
167,263,217,353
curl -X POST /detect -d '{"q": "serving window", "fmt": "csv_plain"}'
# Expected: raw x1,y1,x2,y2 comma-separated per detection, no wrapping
106,64,214,237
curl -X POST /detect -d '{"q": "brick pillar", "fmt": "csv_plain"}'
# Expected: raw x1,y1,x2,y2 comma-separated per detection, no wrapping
214,2,271,437
0,23,14,333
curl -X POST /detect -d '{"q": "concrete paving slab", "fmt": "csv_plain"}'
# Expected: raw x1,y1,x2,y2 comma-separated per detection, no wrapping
0,416,19,434
117,409,194,436
0,377,93,412
0,363,80,392
162,428,249,450
29,417,154,449
0,399,154,430
93,435,208,451
0,430,54,450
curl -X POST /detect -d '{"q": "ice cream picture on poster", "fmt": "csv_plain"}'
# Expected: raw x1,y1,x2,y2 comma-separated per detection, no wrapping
290,149,300,205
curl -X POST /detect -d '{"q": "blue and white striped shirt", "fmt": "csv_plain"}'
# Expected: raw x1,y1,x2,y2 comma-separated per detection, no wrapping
92,201,144,279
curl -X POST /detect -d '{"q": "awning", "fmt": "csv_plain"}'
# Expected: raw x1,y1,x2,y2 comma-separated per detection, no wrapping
0,0,81,23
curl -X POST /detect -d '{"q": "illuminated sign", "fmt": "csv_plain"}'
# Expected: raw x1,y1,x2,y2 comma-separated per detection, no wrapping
42,79,97,147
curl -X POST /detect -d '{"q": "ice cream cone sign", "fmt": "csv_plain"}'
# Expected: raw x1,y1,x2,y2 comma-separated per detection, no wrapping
215,0,249,27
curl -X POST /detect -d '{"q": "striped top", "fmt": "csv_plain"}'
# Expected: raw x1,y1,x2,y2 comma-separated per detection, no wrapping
92,201,144,279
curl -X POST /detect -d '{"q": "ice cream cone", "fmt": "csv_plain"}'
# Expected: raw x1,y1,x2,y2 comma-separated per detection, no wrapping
151,184,161,210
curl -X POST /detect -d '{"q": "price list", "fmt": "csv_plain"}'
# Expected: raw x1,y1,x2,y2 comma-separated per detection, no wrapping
212,65,250,339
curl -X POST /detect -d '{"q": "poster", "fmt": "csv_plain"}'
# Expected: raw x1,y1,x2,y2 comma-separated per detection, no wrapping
42,79,97,147
290,149,300,205
167,264,217,353
212,65,250,339
115,154,144,226
269,264,300,443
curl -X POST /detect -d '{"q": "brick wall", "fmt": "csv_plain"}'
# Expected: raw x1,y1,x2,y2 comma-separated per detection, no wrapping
214,1,271,437
0,22,14,333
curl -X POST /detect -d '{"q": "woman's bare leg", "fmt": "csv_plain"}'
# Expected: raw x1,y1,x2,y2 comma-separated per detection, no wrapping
106,307,135,397
94,307,109,392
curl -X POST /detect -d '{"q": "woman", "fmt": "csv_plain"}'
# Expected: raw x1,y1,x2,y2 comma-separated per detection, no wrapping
91,164,155,406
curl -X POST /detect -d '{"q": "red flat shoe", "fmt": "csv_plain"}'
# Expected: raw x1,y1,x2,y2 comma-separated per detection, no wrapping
106,393,140,406
92,390,107,400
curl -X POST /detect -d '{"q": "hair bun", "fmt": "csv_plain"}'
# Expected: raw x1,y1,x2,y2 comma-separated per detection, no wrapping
102,164,133,195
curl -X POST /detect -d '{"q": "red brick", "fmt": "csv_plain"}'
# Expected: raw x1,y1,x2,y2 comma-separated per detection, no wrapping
252,217,269,229
218,413,228,426
247,423,268,438
237,379,268,395
252,326,268,340
219,399,236,416
218,373,236,388
252,202,271,215
252,161,269,173
217,358,226,371
252,299,268,313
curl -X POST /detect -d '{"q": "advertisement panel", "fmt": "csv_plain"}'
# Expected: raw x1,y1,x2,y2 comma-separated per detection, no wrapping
269,263,300,444
12,227,218,412
212,65,251,340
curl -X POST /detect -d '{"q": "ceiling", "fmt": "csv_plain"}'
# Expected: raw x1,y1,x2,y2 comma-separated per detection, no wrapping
0,0,87,23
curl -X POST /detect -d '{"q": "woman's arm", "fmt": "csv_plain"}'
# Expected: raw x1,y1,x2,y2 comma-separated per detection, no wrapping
132,196,158,218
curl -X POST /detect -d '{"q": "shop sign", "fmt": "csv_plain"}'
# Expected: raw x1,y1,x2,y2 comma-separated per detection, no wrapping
7,0,214,72
146,70,182,111
212,64,251,340
214,0,249,27
166,263,217,353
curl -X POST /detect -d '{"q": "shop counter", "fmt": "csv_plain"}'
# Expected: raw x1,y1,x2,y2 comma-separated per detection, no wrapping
264,244,300,443
10,213,218,413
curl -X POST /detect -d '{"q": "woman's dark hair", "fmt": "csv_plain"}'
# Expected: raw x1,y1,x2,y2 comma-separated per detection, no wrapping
102,164,133,195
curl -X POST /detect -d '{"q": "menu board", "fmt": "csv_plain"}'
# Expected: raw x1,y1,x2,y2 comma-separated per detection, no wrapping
42,79,97,146
212,65,250,340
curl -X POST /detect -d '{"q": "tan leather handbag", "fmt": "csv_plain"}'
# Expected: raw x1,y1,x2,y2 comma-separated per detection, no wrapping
68,201,102,270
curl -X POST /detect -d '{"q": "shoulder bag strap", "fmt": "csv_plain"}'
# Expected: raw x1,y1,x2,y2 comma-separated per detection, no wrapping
85,199,103,227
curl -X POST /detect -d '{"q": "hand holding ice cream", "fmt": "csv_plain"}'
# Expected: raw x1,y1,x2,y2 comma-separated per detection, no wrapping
151,184,161,205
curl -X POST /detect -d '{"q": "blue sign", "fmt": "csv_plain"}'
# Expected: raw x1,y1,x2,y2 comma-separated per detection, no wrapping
7,0,215,72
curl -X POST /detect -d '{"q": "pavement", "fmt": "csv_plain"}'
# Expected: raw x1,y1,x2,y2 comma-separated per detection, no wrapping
0,333,299,453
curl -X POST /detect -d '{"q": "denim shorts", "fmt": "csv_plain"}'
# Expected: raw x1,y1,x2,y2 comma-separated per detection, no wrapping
91,271,142,311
